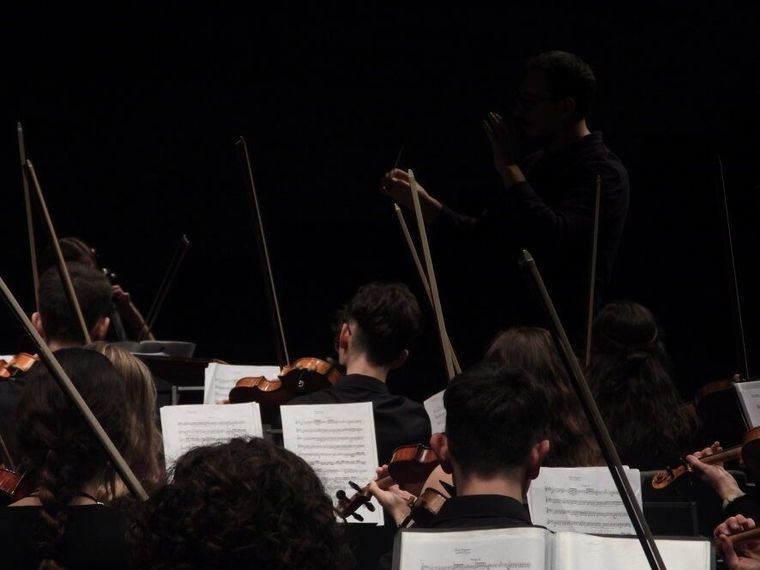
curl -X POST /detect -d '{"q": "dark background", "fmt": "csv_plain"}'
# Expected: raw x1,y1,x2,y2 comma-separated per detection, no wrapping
2,4,759,402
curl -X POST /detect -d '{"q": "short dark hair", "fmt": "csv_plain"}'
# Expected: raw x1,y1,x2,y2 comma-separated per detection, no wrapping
128,438,353,569
524,51,596,118
444,364,549,476
340,282,423,366
38,262,112,343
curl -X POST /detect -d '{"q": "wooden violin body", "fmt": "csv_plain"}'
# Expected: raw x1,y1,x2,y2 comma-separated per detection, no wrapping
651,427,760,490
334,444,439,521
0,468,31,506
228,357,341,425
0,353,38,379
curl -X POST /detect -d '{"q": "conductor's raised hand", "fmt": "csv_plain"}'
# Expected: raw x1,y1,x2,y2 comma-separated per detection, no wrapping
483,112,524,185
380,169,441,222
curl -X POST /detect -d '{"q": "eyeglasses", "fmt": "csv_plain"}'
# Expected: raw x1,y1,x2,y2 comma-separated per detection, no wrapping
515,92,560,109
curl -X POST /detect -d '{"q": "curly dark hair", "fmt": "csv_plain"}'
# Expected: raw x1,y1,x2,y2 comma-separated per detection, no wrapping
17,348,128,570
587,301,699,469
485,327,603,467
127,438,353,569
338,282,423,366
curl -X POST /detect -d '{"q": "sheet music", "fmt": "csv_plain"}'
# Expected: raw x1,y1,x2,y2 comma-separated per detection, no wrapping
281,402,383,525
527,467,641,535
395,527,551,570
735,380,760,428
160,403,263,469
555,531,712,570
423,390,446,433
203,363,280,404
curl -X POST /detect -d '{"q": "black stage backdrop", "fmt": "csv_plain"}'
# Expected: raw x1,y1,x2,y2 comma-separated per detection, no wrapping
2,4,759,402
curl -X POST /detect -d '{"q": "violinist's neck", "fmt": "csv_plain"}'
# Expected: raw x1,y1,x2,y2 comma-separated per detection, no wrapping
345,353,389,383
46,339,80,352
453,466,526,502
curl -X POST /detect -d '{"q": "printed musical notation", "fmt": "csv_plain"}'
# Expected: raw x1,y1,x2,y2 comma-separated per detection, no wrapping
527,467,641,535
281,402,383,525
160,403,264,469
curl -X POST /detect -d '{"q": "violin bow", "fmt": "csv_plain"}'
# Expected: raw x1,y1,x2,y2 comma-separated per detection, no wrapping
584,175,602,368
390,147,460,374
17,123,40,312
24,160,91,345
715,156,750,381
408,170,457,380
0,275,148,501
236,136,290,367
145,234,191,334
393,204,461,375
520,250,665,570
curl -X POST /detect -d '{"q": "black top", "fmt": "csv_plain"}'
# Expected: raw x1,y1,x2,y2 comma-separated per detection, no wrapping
425,494,533,529
288,374,432,465
0,505,131,569
438,132,629,341
0,374,29,465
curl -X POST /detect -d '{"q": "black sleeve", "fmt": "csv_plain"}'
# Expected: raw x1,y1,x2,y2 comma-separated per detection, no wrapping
724,494,760,521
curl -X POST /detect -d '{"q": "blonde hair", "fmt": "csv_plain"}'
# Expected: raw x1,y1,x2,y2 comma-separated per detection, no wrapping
87,342,164,490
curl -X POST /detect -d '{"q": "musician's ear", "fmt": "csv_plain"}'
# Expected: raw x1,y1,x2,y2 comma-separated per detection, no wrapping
430,433,453,474
91,316,110,341
31,312,45,339
388,349,409,370
339,323,351,351
526,439,551,481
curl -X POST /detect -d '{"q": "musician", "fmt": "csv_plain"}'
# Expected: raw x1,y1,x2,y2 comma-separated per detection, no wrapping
485,327,602,467
128,438,353,569
587,301,699,469
89,342,164,495
40,237,154,341
382,50,629,341
370,363,550,529
288,283,431,465
0,263,113,464
0,349,132,569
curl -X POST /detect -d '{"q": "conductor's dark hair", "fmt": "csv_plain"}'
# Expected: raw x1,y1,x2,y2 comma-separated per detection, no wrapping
340,282,423,366
128,438,353,570
38,262,112,344
17,348,128,570
524,50,596,118
444,364,549,476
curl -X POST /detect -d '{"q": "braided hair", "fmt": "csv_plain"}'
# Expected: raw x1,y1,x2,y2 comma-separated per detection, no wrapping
17,348,128,569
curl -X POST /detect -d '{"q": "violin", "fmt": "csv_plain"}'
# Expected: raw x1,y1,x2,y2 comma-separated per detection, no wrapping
335,444,439,521
0,353,38,379
400,487,449,528
0,467,31,506
228,357,342,424
651,426,760,489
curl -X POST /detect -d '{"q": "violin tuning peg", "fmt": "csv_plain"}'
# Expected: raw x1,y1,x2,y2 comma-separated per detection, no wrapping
353,513,364,522
336,490,347,500
365,503,375,512
348,481,361,492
